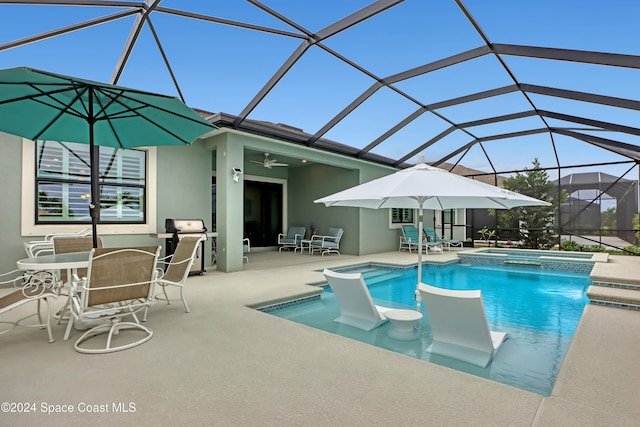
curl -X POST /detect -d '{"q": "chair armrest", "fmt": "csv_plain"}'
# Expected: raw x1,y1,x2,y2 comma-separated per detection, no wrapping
157,253,173,263
68,275,86,298
243,238,251,252
0,269,26,287
311,235,337,245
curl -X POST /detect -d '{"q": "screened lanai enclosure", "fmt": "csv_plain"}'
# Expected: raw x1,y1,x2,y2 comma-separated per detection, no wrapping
2,0,640,250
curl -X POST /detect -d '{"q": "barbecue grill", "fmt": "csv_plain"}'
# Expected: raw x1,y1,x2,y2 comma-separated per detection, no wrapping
164,218,208,275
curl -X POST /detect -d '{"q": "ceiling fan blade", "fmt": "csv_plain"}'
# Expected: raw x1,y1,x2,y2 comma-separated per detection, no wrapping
271,163,288,167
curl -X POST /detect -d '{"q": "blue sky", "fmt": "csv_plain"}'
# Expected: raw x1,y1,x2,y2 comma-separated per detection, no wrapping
1,0,639,181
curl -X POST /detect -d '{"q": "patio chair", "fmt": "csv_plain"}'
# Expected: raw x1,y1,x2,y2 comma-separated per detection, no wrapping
154,236,202,313
243,238,250,263
0,269,57,343
63,246,160,354
277,226,306,252
24,240,54,258
53,236,103,283
400,225,442,253
52,236,103,323
310,228,343,256
23,228,91,258
323,268,391,331
423,227,462,251
418,283,508,368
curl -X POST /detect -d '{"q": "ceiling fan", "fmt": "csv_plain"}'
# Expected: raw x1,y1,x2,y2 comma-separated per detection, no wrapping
251,153,288,169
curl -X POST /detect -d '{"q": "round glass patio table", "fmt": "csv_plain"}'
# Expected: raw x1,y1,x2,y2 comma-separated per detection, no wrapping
17,251,91,296
17,251,90,273
16,251,91,322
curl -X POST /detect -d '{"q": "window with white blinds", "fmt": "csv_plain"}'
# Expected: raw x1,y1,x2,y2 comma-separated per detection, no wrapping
35,140,146,224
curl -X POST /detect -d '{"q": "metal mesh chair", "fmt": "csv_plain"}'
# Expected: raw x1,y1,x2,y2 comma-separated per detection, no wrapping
0,270,57,343
63,246,160,354
154,236,202,313
23,229,90,258
52,236,103,283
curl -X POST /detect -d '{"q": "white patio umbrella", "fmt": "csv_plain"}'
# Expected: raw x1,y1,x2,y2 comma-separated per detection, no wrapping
314,161,551,307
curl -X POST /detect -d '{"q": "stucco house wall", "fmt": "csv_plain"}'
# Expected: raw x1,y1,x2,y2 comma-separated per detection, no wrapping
1,128,401,273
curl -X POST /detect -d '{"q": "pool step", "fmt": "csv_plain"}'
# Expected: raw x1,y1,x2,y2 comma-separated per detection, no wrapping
363,270,404,285
587,283,640,311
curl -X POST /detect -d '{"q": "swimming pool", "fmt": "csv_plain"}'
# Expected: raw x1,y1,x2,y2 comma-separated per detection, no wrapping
265,263,591,396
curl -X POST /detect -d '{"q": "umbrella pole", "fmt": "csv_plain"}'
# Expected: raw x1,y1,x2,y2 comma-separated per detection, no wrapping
415,203,424,311
89,138,99,248
88,89,99,248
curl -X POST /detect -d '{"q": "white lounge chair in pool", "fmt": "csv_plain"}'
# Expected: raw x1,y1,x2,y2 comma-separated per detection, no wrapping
323,268,391,331
418,283,508,368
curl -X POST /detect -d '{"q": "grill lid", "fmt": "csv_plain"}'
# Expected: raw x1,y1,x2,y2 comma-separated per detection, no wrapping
165,218,207,233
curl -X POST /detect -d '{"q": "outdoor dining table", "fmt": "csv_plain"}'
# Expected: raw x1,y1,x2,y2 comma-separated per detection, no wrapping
16,251,91,322
16,251,90,284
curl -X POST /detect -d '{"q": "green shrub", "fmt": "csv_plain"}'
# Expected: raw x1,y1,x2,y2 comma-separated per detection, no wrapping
560,240,582,252
624,245,640,255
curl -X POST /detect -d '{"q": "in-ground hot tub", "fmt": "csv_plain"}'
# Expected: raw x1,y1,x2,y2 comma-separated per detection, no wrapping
457,247,608,273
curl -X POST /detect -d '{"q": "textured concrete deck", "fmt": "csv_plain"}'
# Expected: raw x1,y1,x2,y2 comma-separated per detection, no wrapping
1,250,639,426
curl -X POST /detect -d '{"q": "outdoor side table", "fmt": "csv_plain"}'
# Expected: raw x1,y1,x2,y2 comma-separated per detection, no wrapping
297,239,312,254
384,309,423,341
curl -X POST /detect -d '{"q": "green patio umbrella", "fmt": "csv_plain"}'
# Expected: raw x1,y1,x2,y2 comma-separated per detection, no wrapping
0,67,217,247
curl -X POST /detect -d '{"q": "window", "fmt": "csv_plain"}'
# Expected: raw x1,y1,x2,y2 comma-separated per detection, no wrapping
35,141,146,224
391,208,413,224
21,138,157,237
443,209,455,225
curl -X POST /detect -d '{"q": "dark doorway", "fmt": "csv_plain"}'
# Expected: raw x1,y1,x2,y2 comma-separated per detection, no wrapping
244,180,283,247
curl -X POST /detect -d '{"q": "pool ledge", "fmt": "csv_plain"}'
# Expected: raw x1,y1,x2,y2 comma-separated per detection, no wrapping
590,254,640,286
459,247,607,263
587,255,640,310
457,248,605,273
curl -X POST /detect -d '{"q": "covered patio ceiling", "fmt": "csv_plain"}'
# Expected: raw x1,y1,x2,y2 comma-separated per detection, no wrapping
2,0,639,179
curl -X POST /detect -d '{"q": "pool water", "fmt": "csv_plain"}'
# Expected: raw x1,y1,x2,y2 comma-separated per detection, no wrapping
268,264,591,396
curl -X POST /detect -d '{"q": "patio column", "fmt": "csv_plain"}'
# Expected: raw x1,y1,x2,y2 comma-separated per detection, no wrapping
215,137,244,272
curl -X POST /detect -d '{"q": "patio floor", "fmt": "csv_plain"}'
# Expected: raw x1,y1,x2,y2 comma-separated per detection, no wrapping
2,249,639,426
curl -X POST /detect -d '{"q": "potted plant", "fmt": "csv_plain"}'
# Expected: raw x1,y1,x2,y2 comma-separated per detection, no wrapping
477,226,497,247
463,237,474,248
